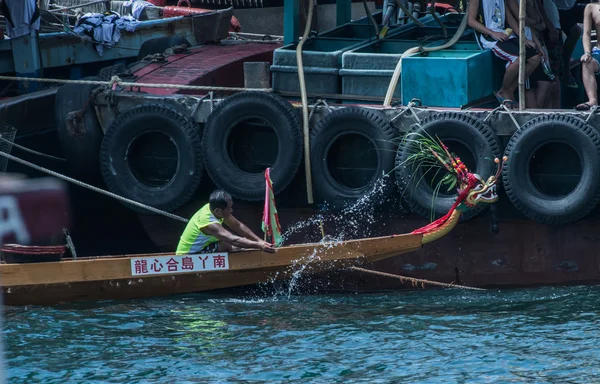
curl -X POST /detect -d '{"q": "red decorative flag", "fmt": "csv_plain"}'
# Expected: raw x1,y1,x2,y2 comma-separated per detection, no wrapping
261,168,283,246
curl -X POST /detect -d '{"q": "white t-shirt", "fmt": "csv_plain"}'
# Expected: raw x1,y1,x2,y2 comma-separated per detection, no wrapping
479,0,516,49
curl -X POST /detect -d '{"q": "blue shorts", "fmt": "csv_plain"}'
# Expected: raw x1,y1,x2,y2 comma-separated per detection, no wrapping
591,47,600,76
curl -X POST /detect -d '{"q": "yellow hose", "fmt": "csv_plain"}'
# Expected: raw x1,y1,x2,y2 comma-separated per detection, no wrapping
296,0,315,204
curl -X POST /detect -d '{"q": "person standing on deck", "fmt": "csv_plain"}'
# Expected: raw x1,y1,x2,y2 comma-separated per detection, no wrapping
575,2,600,110
505,0,559,107
555,0,586,88
539,0,564,108
176,190,276,255
468,0,544,107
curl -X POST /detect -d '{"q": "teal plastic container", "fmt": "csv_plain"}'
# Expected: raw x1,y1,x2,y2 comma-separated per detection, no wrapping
271,14,438,98
270,37,369,96
401,49,496,107
269,12,460,100
340,41,481,104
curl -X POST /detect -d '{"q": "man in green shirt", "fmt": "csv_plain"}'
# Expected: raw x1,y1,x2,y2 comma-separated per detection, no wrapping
176,190,276,255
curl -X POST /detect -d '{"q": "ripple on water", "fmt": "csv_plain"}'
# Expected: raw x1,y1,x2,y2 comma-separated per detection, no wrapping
3,286,600,383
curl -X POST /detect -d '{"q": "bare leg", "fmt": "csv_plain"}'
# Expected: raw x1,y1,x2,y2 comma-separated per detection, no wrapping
563,25,581,87
578,59,600,108
549,81,561,108
497,60,520,100
535,80,552,108
526,89,538,108
525,56,541,77
498,56,542,100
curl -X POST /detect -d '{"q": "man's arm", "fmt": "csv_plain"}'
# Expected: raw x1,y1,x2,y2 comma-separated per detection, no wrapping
467,0,489,34
582,4,594,58
505,0,521,36
202,222,273,251
223,215,263,242
468,0,509,42
505,0,537,49
536,0,558,46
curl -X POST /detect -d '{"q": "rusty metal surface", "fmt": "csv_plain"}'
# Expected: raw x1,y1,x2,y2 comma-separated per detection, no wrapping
130,42,280,95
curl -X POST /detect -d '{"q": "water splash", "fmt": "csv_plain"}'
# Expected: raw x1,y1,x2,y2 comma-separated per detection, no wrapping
246,235,349,302
245,175,406,302
281,174,404,246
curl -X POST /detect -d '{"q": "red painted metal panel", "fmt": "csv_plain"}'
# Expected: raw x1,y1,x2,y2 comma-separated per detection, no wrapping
131,43,280,96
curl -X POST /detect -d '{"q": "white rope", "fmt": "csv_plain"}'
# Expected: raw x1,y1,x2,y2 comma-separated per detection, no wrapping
483,103,521,130
48,0,107,12
391,99,421,124
0,134,66,162
482,105,504,123
0,150,189,223
0,74,272,93
229,32,283,39
585,105,599,124
501,103,521,130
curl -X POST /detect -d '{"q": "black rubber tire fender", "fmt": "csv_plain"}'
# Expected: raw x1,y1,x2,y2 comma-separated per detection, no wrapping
99,103,203,214
202,91,302,201
309,106,397,209
502,114,600,225
54,76,103,179
395,111,501,221
136,36,191,60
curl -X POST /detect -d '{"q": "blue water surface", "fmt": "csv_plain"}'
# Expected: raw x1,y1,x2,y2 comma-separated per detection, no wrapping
3,285,600,383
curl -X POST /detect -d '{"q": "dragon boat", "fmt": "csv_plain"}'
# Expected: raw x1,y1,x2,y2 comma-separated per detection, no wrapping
4,0,600,293
0,140,504,306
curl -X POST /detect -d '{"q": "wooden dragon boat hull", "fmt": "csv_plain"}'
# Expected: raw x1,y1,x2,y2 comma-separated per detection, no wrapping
0,233,423,306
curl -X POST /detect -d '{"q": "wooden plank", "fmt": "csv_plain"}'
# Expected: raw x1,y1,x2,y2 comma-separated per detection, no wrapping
0,233,423,287
2,267,292,306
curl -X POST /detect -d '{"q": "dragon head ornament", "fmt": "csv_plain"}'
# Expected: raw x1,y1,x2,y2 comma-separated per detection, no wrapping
404,134,507,239
404,134,507,210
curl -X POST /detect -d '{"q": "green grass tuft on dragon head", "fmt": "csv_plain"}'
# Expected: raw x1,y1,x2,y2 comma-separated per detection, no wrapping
397,132,507,241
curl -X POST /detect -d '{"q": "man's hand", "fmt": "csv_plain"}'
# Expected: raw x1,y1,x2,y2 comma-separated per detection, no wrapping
490,31,508,42
525,39,536,49
581,52,592,63
258,240,276,253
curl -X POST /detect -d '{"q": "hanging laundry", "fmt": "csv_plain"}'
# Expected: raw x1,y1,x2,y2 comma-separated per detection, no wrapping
123,0,154,20
0,0,41,39
73,12,140,56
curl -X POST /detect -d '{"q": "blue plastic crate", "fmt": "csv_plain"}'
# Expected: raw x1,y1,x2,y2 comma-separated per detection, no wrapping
401,49,496,107
340,41,481,104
